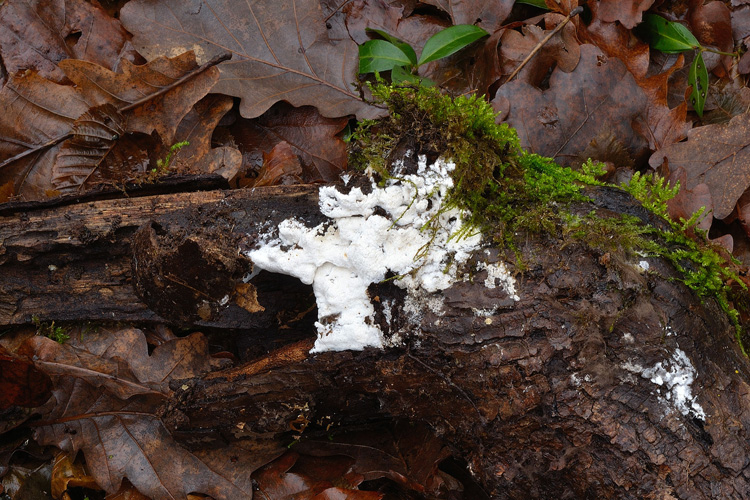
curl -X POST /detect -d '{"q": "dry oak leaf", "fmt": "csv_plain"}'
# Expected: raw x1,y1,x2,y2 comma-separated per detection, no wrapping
578,0,650,80
649,112,750,220
0,52,220,199
499,14,581,86
0,0,136,84
492,44,649,166
632,55,691,151
20,329,272,499
0,345,53,410
120,0,383,120
596,0,656,29
420,0,514,32
228,102,349,182
59,51,218,145
172,94,242,181
0,70,89,199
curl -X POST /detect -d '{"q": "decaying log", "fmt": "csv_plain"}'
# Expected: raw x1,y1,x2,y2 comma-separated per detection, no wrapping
3,183,750,498
0,183,322,335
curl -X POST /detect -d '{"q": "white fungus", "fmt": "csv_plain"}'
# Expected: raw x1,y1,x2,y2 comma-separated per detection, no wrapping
622,348,706,420
245,155,519,352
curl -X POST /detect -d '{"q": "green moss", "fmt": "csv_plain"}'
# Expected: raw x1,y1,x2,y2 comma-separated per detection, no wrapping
350,83,747,353
350,84,603,247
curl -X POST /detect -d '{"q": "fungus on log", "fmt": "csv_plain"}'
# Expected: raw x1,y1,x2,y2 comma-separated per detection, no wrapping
2,169,750,498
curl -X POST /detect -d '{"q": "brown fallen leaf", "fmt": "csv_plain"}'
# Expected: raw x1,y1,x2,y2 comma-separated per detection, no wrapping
295,422,453,495
689,0,734,75
228,102,349,182
500,14,581,86
420,0,514,32
120,0,383,120
253,451,384,500
0,345,52,410
0,51,223,199
632,55,691,151
596,0,656,29
51,452,100,499
578,0,650,80
492,44,649,166
20,328,279,499
60,51,219,144
649,112,750,220
666,166,713,231
0,0,137,84
0,71,89,199
172,94,243,181
254,142,304,187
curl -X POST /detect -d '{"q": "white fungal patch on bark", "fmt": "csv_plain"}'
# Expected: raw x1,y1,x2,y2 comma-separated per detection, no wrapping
246,155,510,352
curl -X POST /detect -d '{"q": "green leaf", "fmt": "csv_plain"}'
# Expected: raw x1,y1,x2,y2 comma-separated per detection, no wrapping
689,51,708,117
359,40,414,74
639,14,700,54
418,25,489,66
514,0,549,8
366,29,418,66
391,64,436,87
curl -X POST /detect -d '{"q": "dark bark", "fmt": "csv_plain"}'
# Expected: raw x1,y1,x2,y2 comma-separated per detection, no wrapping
2,184,750,498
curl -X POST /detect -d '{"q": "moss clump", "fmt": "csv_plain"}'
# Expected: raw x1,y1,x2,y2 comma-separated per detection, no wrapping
350,83,603,246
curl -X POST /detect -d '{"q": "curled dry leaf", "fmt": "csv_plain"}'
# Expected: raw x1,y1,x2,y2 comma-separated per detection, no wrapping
632,55,691,151
59,52,219,145
0,71,89,199
253,451,384,500
578,0,650,79
649,112,750,220
493,44,649,166
120,0,383,120
0,0,136,84
53,104,126,192
51,452,100,499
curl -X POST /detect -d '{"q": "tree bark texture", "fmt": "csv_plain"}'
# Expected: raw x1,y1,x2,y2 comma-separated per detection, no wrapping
2,184,750,498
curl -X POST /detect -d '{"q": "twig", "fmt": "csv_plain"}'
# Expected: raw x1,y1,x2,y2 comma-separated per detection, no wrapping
505,6,584,83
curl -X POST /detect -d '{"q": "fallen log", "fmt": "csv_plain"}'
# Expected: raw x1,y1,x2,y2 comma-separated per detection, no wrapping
2,179,750,498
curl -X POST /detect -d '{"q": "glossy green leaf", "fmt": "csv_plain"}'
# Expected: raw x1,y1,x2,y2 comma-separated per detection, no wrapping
639,14,700,54
418,25,489,66
359,40,413,74
689,51,708,117
391,64,436,87
366,29,418,66
514,0,548,8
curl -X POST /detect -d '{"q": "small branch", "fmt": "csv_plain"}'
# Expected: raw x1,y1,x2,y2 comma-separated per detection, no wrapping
505,6,584,84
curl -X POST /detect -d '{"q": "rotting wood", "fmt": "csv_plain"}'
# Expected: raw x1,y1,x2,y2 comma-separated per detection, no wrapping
3,183,750,498
0,184,322,331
